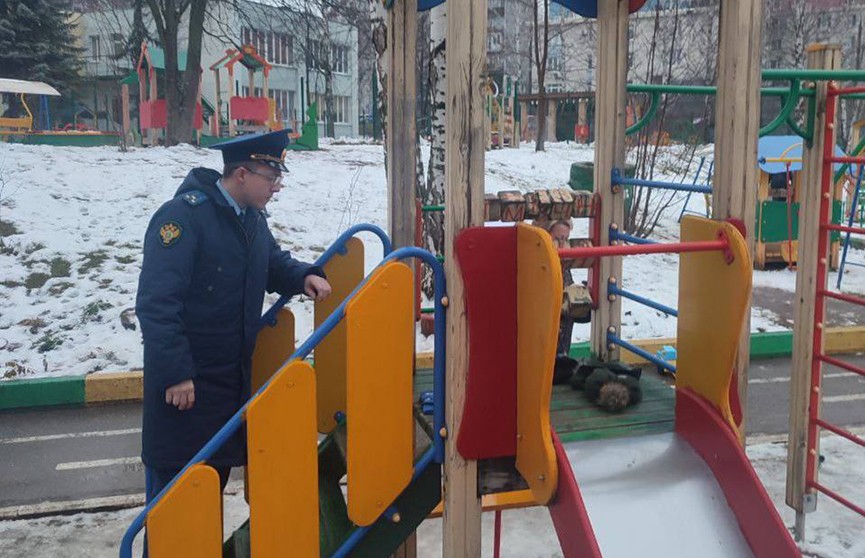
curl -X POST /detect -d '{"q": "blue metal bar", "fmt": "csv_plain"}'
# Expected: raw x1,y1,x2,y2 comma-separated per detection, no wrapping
331,446,437,558
609,283,678,317
120,240,447,558
677,157,707,223
611,167,712,194
609,228,658,245
608,333,677,373
837,167,865,289
260,223,392,328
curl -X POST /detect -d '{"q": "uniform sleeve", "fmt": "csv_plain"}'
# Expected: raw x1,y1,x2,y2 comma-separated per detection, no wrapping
135,202,198,392
265,225,326,297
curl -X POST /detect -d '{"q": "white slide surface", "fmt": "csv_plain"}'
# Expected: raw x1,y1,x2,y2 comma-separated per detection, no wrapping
563,432,755,558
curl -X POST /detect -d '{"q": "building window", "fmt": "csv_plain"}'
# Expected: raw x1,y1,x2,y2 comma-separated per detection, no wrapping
332,45,349,73
313,94,351,124
90,35,101,59
242,27,295,66
112,34,124,58
587,54,593,70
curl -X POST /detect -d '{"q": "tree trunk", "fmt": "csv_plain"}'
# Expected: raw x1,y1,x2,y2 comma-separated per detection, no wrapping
324,70,336,138
536,88,547,151
421,3,446,296
370,0,389,148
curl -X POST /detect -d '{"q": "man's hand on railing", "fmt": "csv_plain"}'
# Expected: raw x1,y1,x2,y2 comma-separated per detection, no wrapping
304,275,332,301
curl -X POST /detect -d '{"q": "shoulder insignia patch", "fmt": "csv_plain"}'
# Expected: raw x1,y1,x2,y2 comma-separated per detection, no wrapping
181,190,208,206
159,222,182,247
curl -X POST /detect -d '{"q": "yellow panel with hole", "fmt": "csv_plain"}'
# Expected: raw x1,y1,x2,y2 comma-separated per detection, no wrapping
315,236,365,433
345,261,414,526
251,308,295,395
246,360,319,558
514,223,561,505
146,464,222,558
677,216,752,434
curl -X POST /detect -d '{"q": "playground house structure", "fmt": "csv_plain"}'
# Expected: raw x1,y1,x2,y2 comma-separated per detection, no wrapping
209,45,277,138
119,1,865,557
135,42,204,147
485,75,519,149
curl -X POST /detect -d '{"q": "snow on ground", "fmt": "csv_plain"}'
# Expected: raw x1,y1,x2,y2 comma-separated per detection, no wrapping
0,433,862,557
3,139,865,379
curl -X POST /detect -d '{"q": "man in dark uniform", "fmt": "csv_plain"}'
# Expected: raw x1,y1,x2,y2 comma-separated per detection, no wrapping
136,130,332,503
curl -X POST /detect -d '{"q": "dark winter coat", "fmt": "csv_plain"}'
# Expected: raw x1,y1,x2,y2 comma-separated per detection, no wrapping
136,167,323,469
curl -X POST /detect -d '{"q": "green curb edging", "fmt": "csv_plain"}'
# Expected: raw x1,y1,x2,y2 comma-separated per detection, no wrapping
2,329,862,411
0,375,86,410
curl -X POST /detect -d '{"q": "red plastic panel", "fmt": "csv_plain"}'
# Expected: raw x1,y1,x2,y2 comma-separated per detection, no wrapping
230,96,269,122
547,430,603,558
139,100,167,130
675,388,802,558
455,226,518,459
194,102,203,130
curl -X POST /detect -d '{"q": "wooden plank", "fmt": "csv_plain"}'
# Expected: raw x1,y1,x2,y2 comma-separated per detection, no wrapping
786,44,841,535
387,3,418,555
590,0,629,361
387,0,418,251
713,0,763,443
444,0,486,554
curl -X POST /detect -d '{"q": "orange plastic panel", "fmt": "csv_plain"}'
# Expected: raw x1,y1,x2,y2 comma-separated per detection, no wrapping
345,262,414,526
677,216,752,435
514,223,560,505
315,236,365,433
246,360,319,558
146,464,222,558
251,308,295,395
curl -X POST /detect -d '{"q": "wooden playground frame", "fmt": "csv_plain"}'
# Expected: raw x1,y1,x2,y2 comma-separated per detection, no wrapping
385,0,862,553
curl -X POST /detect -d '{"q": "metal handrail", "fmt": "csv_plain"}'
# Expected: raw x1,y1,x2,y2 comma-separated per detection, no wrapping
120,235,447,558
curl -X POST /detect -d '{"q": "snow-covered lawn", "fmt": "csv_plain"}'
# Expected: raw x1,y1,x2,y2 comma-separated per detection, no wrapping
2,140,865,379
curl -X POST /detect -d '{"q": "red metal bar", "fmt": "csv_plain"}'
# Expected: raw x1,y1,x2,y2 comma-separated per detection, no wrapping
808,481,865,517
805,92,838,488
818,353,865,378
812,418,865,448
827,156,865,165
818,288,865,307
493,510,502,558
829,85,865,97
558,239,727,259
824,223,865,236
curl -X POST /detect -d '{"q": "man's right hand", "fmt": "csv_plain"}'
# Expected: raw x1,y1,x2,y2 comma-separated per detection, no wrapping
166,379,195,411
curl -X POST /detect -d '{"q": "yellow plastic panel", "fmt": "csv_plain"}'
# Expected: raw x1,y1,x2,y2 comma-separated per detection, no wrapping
246,360,319,558
315,236,365,433
146,464,222,558
677,216,752,433
251,308,295,394
514,223,561,505
345,262,414,526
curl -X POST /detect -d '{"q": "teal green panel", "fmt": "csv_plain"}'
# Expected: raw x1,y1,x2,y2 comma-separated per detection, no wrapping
758,200,800,243
0,376,86,409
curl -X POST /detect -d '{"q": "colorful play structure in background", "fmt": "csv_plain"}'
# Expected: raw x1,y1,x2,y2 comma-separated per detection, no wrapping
119,0,865,557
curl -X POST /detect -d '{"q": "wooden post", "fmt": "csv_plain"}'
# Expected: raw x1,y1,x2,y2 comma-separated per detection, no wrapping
713,0,763,443
386,1,418,556
213,69,222,136
578,98,588,143
545,98,557,142
786,43,841,542
590,0,629,361
121,83,131,144
443,0,486,556
147,66,159,145
228,66,236,137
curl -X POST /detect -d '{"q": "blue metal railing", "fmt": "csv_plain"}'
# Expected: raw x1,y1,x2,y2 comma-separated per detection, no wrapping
612,167,713,194
837,167,865,289
120,229,447,558
609,227,659,245
678,157,713,222
608,282,678,318
607,333,677,373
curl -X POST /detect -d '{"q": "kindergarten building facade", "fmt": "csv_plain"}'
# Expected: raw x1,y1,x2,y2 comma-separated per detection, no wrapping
73,2,360,139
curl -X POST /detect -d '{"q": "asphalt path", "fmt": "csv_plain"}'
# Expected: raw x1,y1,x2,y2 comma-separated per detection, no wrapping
1,355,863,517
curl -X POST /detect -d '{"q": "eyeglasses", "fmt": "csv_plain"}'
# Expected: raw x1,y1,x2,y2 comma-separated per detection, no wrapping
243,166,283,186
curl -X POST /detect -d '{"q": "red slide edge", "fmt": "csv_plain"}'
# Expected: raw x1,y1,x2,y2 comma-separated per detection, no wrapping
675,388,801,558
548,429,603,558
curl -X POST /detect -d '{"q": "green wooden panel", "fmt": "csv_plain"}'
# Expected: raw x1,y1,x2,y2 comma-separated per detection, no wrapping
758,200,843,243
